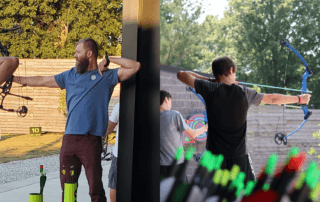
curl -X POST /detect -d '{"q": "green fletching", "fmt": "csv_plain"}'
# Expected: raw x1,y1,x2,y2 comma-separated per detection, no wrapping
229,172,246,191
185,146,196,161
213,169,223,184
305,164,319,189
244,181,257,196
235,183,244,198
265,154,278,175
286,147,299,163
174,147,184,161
262,184,270,191
230,164,240,181
309,183,320,200
305,162,317,175
221,170,230,187
214,154,224,170
207,155,216,172
200,151,210,167
295,172,305,190
236,172,246,184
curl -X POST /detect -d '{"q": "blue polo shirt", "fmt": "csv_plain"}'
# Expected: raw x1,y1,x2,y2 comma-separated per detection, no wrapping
54,67,119,137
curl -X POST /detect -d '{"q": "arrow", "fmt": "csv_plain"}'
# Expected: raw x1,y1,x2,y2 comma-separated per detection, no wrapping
237,82,312,93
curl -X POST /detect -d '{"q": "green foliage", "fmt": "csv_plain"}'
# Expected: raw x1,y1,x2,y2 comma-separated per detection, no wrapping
0,0,122,58
160,0,206,70
308,147,317,155
215,0,319,106
308,124,320,163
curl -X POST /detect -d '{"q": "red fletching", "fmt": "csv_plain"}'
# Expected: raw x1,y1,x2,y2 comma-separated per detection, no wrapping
285,153,306,173
241,189,278,202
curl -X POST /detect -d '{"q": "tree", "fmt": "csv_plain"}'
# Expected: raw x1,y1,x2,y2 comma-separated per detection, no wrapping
160,0,206,70
0,0,122,58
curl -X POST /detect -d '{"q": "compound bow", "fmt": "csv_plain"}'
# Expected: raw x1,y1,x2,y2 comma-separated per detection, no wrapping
274,39,313,145
0,24,32,117
187,86,208,162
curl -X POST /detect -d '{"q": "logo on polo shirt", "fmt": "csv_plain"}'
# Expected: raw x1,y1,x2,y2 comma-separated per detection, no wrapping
91,74,96,80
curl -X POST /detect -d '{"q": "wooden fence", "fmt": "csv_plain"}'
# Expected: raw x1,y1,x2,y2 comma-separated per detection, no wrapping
0,59,120,135
247,105,320,175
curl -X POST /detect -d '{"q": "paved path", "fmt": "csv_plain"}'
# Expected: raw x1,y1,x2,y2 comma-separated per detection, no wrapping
0,160,111,202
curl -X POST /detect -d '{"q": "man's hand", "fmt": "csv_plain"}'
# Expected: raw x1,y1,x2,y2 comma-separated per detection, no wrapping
98,59,110,76
102,134,108,143
300,94,311,104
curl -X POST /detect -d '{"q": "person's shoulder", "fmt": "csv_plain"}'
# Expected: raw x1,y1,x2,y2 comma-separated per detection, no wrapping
169,110,181,115
161,110,180,116
104,68,118,75
170,110,185,119
57,67,75,75
235,83,249,91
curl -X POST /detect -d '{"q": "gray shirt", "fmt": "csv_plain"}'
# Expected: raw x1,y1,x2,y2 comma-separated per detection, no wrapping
160,110,189,165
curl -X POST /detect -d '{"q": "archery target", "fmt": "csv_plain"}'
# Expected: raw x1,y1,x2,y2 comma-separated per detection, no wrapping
183,113,207,144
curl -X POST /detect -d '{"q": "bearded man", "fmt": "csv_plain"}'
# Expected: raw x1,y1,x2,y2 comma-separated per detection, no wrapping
12,38,141,202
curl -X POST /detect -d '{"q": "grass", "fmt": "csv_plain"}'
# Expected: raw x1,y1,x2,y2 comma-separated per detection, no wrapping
0,132,116,164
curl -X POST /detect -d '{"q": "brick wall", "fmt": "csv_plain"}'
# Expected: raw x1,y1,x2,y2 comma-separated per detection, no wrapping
160,69,206,118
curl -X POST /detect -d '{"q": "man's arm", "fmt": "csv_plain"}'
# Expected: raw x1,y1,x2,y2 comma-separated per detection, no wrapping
13,76,60,88
177,71,210,88
261,94,311,105
103,120,117,142
184,124,208,139
109,57,140,82
0,57,19,85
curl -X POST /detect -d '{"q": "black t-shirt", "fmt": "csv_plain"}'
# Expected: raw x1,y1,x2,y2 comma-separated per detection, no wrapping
194,79,264,158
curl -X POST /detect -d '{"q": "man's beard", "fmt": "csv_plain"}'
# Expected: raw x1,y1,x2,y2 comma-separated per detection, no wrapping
75,58,90,74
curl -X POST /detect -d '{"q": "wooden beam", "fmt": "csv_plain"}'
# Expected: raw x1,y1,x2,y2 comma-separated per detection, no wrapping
117,0,160,201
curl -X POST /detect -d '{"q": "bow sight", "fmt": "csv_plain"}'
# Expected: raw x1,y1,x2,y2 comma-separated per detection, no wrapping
0,23,32,117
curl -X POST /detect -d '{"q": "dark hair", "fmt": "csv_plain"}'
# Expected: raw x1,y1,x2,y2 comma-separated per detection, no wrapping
160,90,172,105
211,56,237,81
76,38,98,58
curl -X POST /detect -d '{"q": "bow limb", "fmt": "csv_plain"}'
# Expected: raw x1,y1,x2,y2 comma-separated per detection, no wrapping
188,86,206,106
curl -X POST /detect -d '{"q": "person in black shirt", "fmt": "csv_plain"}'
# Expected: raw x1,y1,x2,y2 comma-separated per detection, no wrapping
176,56,311,183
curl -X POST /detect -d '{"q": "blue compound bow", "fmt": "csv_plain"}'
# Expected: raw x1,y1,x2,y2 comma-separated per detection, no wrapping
274,39,313,145
187,86,208,162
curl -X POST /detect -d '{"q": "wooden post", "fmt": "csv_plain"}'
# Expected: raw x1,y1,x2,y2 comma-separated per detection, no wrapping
117,0,160,201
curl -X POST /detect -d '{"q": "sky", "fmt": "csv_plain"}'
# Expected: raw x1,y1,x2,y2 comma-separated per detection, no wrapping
195,0,230,23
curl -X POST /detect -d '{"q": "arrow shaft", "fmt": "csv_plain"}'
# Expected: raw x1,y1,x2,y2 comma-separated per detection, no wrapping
238,82,312,93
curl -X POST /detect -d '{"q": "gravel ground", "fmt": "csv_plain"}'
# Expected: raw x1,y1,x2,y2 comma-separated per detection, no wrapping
0,144,115,185
0,154,60,185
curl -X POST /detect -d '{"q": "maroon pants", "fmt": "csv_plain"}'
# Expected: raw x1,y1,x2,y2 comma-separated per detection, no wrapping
60,134,107,202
